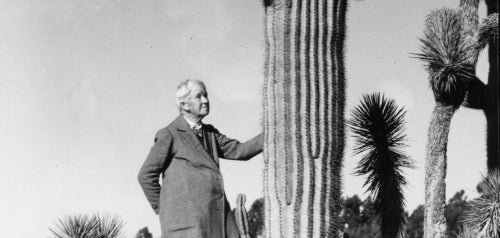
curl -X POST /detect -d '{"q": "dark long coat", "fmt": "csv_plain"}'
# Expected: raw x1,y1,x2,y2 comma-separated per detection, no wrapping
138,115,263,238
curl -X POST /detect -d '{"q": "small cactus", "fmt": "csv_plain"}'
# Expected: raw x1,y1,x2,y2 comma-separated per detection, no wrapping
235,194,250,238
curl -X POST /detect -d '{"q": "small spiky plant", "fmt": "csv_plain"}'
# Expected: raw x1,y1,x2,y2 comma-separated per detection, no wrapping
462,170,500,238
49,214,124,238
348,93,413,238
50,214,98,238
92,214,124,238
414,7,475,238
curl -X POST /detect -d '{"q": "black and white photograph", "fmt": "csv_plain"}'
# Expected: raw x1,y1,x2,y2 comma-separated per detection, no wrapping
1,0,498,237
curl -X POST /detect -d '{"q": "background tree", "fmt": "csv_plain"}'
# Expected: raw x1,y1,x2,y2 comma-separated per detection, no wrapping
446,190,468,237
340,196,381,238
135,227,153,238
405,191,469,238
348,93,413,238
406,205,425,238
415,7,475,238
341,195,363,231
247,198,264,238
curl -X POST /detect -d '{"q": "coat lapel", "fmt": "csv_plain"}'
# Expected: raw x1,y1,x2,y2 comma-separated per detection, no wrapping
174,115,219,169
208,131,220,166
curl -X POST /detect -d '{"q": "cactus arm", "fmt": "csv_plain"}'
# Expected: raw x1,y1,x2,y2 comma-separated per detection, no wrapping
235,194,250,238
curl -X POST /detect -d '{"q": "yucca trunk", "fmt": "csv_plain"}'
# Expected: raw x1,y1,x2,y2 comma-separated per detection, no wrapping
460,0,499,172
424,104,458,238
485,0,499,172
262,0,347,237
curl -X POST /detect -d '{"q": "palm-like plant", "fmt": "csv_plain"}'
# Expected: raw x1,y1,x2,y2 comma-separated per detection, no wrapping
416,8,474,106
50,214,98,238
348,93,413,238
414,7,475,238
49,214,124,238
462,170,500,238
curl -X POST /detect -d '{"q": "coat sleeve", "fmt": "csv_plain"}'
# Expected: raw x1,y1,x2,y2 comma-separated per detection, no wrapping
214,128,264,161
138,129,173,214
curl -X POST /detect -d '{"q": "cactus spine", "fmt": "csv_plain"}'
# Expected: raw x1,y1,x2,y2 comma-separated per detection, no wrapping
235,194,250,238
262,0,348,237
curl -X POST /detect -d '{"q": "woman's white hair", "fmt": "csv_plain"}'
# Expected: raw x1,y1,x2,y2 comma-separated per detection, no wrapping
175,79,206,110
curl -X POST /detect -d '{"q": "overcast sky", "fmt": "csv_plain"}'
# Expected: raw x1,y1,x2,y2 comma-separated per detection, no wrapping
0,0,491,237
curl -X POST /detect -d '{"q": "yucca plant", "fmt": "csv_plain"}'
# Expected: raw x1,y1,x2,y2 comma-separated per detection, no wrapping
414,7,475,238
49,214,124,238
348,93,413,238
92,214,124,238
462,170,500,238
458,0,499,172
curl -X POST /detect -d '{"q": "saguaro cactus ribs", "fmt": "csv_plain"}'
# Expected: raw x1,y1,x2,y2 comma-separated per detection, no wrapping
262,0,348,237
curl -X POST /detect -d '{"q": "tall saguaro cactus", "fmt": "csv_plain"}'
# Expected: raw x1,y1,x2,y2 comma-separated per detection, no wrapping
262,0,348,237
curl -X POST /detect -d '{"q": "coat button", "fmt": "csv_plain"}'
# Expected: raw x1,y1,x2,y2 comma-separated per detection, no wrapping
152,204,158,209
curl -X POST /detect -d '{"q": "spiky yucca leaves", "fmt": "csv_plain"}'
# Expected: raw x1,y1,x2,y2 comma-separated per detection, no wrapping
455,226,478,238
462,170,500,238
50,215,98,238
414,8,475,106
92,214,124,238
49,214,124,238
477,13,498,53
348,93,413,238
